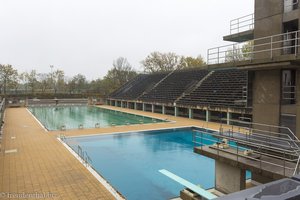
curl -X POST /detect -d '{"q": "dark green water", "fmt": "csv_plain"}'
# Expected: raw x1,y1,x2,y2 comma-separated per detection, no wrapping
29,106,165,130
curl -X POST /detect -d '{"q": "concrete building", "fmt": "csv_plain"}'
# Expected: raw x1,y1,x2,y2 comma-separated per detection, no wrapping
209,0,300,137
107,1,300,199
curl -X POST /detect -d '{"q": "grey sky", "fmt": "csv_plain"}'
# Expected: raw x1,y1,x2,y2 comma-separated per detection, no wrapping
0,0,254,80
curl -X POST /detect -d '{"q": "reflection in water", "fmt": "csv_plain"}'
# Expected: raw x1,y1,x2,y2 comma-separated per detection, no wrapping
29,106,165,130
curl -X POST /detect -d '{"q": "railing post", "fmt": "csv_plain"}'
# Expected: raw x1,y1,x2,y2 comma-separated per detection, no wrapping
201,131,203,150
271,36,273,59
193,131,195,147
217,47,220,64
78,145,82,158
237,143,239,161
283,152,286,176
296,160,299,174
295,31,298,57
207,49,209,64
237,17,239,33
259,147,262,170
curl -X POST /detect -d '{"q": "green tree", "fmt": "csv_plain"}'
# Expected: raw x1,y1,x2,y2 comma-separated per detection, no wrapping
141,52,186,73
225,41,253,62
182,55,206,68
67,74,88,94
0,64,18,95
89,78,103,94
241,41,253,59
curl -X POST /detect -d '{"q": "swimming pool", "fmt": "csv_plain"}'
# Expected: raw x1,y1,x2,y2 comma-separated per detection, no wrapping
28,106,166,131
64,127,250,200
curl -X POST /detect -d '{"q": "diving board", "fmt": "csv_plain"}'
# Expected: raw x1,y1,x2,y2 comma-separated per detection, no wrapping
159,169,217,200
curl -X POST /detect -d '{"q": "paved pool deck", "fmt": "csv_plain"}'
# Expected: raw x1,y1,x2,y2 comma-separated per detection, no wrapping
0,105,244,199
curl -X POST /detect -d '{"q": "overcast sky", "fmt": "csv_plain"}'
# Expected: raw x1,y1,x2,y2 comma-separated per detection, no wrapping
0,0,254,80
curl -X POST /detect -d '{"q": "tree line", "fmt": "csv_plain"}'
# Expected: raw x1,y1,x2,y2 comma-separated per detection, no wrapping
0,52,205,96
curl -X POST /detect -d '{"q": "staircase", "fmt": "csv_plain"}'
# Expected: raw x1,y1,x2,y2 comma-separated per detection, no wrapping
175,70,215,103
137,69,176,99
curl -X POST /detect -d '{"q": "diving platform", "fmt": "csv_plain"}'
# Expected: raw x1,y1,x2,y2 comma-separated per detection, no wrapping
223,13,254,43
159,169,217,200
194,145,296,180
223,29,254,42
192,126,300,194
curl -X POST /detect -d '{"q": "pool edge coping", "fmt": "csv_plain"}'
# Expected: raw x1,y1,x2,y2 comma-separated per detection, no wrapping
57,137,125,200
62,125,219,139
26,108,48,132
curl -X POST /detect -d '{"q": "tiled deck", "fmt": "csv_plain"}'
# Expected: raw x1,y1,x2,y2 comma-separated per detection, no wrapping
0,105,235,199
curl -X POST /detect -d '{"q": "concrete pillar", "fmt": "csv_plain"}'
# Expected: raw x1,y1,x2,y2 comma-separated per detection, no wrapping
188,108,193,119
162,105,166,115
152,104,155,113
121,101,124,108
175,107,178,117
215,160,246,194
252,70,280,132
134,102,137,110
206,110,211,122
127,102,130,109
252,173,274,184
296,70,300,138
227,112,232,125
142,103,145,111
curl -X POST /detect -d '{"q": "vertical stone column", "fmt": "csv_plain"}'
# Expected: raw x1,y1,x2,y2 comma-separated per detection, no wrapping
162,105,166,115
206,110,211,122
134,102,137,110
189,108,193,119
175,107,178,117
227,112,232,125
215,160,246,194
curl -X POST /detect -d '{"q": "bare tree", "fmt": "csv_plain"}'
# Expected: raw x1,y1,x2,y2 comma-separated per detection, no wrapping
25,70,38,94
103,57,137,94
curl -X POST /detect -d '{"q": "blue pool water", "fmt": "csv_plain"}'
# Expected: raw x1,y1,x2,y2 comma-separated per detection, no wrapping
65,128,250,200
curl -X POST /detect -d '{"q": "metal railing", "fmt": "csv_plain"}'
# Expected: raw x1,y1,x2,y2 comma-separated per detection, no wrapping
230,13,254,35
284,0,299,13
193,129,300,177
77,145,93,167
282,85,296,100
207,30,300,64
0,99,5,152
221,119,300,151
0,99,5,127
59,134,93,167
218,119,300,175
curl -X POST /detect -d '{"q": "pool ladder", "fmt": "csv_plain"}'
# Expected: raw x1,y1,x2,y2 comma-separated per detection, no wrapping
77,145,93,167
59,134,93,167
